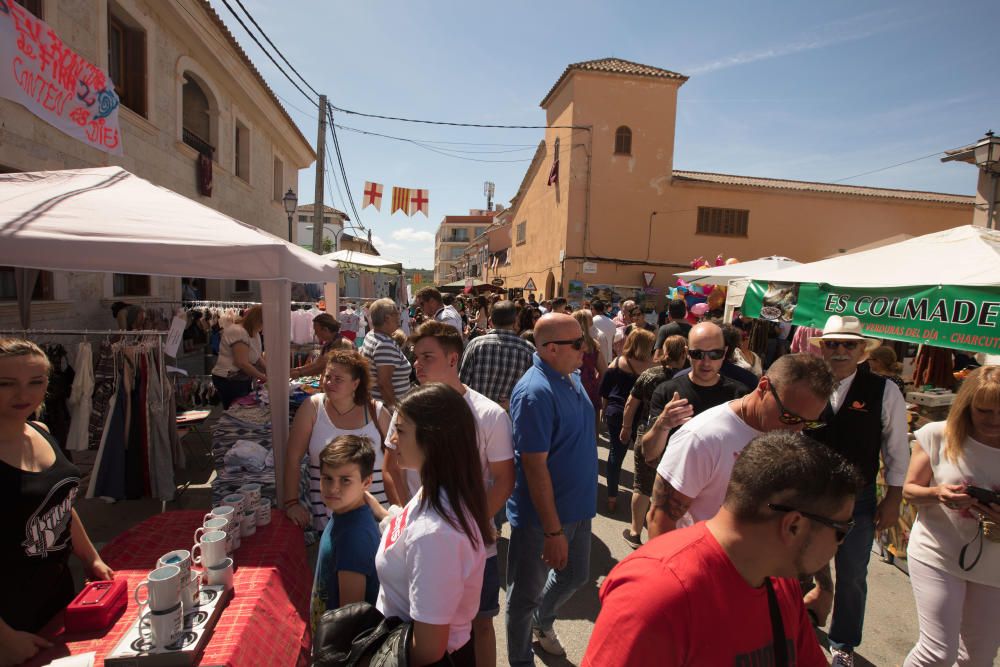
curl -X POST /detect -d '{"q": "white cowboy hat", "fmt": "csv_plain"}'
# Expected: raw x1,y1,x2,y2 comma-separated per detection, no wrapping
808,315,881,351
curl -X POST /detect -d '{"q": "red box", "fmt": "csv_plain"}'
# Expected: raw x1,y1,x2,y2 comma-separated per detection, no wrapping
65,579,127,633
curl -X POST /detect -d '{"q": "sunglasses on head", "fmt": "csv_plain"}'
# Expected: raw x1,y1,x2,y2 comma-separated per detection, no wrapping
821,339,860,351
765,381,825,429
768,503,855,544
688,348,726,361
546,337,585,350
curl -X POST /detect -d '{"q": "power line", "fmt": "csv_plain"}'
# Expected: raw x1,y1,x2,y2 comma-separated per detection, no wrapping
329,102,589,130
334,124,536,153
831,150,944,183
334,124,537,163
230,0,320,98
328,108,365,227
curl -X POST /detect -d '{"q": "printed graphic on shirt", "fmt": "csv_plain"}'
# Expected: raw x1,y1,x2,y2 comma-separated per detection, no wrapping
22,477,79,557
383,506,410,550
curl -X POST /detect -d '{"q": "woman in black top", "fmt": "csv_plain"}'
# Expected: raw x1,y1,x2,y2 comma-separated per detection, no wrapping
0,338,113,665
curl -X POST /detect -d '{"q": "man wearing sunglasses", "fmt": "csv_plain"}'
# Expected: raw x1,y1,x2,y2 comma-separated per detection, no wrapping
505,313,597,665
802,315,910,667
584,431,863,667
647,353,834,541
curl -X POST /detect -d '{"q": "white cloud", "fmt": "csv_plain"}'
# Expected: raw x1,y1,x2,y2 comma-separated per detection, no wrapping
392,227,435,243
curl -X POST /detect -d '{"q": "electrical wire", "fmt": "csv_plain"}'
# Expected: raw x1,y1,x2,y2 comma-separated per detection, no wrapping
328,108,365,227
328,101,589,130
334,124,536,163
831,150,945,183
230,0,320,98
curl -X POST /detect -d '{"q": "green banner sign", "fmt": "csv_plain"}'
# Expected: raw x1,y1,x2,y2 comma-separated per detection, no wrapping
743,281,1000,355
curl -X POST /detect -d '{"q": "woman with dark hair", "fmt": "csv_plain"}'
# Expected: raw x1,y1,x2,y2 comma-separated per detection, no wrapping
284,350,397,532
472,296,489,336
378,383,492,666
290,313,351,379
210,305,266,408
515,306,541,335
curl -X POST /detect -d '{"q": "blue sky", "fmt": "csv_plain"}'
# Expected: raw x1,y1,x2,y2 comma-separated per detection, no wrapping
209,0,1000,269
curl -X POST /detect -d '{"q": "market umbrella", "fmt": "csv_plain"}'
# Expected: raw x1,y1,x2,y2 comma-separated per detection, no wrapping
675,256,800,286
741,225,1000,355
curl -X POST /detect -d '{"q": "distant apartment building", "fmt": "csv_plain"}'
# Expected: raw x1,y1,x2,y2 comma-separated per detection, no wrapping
0,0,314,328
433,210,496,284
296,203,348,252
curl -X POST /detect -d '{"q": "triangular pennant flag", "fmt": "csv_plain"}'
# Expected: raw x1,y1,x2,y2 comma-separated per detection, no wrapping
363,181,383,211
391,187,410,215
408,189,429,217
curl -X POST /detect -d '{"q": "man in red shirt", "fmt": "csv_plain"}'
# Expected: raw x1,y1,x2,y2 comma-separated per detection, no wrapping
583,431,862,667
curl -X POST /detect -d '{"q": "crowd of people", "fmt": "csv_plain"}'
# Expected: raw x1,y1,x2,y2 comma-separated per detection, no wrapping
3,288,999,666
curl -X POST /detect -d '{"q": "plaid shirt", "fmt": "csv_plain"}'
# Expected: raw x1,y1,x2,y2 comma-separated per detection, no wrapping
459,329,535,407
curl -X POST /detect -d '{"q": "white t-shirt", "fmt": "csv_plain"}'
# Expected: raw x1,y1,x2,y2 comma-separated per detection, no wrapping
385,386,513,557
211,325,261,378
908,422,1000,586
592,315,616,365
435,305,465,337
375,490,486,652
656,402,761,524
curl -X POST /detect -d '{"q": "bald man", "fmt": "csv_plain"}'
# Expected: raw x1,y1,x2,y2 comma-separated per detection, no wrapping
505,313,598,665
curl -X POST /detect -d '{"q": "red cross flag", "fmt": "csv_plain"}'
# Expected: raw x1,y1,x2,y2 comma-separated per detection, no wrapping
363,181,383,211
409,189,429,217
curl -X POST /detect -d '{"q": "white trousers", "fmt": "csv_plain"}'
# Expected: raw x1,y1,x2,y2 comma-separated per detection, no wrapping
903,557,1000,667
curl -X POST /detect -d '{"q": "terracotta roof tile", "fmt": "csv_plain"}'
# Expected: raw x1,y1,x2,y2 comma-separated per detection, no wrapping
541,58,687,107
672,171,974,205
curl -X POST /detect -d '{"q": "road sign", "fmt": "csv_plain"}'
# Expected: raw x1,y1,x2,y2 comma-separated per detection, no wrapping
642,271,656,287
524,278,537,292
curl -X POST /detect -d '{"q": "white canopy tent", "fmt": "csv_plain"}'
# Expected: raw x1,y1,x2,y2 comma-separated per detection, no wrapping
0,166,340,502
675,256,800,286
320,249,404,314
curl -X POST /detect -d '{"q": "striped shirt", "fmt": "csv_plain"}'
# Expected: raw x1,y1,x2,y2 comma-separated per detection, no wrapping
362,331,412,404
459,329,535,407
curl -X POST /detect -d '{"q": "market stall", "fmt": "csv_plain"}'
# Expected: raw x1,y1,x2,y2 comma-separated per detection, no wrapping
0,166,339,504
320,249,403,313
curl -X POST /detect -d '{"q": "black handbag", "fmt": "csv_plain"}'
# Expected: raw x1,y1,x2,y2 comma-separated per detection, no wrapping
312,602,413,667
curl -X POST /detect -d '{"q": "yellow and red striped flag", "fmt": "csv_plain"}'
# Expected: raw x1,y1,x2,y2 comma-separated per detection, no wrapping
391,187,410,214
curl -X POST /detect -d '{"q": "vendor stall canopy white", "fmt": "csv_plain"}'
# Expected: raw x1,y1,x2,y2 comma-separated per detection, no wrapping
675,256,800,286
750,225,1000,288
0,166,337,282
322,249,402,274
0,166,340,504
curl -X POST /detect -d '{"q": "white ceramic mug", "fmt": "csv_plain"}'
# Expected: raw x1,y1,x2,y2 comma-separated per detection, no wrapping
204,505,236,524
193,517,229,545
221,493,246,515
191,530,227,568
180,570,200,612
256,501,271,527
241,508,257,536
138,601,183,648
205,557,235,590
229,516,241,551
156,549,192,582
134,564,181,612
238,483,261,509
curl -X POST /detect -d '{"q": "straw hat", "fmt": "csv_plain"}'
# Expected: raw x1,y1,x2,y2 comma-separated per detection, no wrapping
808,315,881,352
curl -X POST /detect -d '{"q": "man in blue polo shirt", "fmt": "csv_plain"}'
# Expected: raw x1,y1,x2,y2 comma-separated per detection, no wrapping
505,312,597,666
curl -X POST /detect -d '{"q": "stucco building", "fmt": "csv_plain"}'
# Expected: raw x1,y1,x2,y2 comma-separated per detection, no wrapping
432,210,496,284
0,0,314,328
296,203,348,253
496,58,976,305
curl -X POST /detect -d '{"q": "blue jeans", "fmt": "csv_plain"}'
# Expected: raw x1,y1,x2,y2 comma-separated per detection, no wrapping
829,483,877,652
604,413,628,498
505,519,591,667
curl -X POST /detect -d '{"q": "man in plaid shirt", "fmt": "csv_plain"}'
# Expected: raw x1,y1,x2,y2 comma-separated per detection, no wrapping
460,300,535,409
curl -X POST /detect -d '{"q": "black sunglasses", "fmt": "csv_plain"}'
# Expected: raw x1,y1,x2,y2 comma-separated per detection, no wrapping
768,503,855,543
689,348,726,361
766,381,825,429
546,337,585,350
821,339,860,351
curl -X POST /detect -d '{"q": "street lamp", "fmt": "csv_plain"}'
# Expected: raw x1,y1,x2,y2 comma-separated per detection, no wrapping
282,188,298,242
974,131,1000,230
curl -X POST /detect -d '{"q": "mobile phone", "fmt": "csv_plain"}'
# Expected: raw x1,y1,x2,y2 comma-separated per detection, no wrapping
965,486,1000,506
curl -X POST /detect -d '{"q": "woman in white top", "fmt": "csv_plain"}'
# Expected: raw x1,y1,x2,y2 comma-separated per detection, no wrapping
902,366,1000,667
210,305,266,408
377,383,492,666
283,350,398,532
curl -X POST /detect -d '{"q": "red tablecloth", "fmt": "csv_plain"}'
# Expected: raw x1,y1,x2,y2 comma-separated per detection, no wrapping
28,510,311,667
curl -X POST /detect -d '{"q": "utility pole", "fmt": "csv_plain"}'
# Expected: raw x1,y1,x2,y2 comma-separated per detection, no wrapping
311,94,328,255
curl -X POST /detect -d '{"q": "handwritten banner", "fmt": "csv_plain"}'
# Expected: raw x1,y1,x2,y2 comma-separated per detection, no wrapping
0,0,123,155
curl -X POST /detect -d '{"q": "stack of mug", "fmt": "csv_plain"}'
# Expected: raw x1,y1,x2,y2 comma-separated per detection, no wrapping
134,551,198,648
217,483,271,545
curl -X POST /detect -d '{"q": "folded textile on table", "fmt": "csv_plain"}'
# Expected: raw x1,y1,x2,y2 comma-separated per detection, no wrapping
224,439,271,473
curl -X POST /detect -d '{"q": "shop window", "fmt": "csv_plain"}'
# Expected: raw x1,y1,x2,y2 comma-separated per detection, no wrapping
235,121,250,181
696,207,749,237
516,221,526,245
13,0,43,18
113,273,151,297
182,74,213,157
0,267,53,300
107,3,147,117
234,280,250,292
614,126,632,155
272,156,283,201
298,215,307,222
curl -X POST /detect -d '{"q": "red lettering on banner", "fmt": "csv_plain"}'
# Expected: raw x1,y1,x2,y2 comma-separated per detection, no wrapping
383,506,410,550
85,118,120,150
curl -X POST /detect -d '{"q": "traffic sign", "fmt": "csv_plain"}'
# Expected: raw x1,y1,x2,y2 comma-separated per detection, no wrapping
524,278,537,291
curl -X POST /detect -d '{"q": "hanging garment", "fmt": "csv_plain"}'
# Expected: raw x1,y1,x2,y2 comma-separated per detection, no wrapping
912,345,955,389
88,361,127,501
42,344,75,450
146,351,175,502
65,341,94,452
88,342,116,450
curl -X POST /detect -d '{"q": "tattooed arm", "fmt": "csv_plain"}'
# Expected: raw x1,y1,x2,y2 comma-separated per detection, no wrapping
646,474,693,540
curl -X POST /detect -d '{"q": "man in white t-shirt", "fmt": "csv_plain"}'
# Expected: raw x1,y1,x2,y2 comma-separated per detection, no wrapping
648,353,834,540
415,286,464,338
383,320,515,667
590,299,616,365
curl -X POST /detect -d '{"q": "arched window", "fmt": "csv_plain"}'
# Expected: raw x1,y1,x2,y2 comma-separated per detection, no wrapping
182,74,213,157
614,126,632,155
